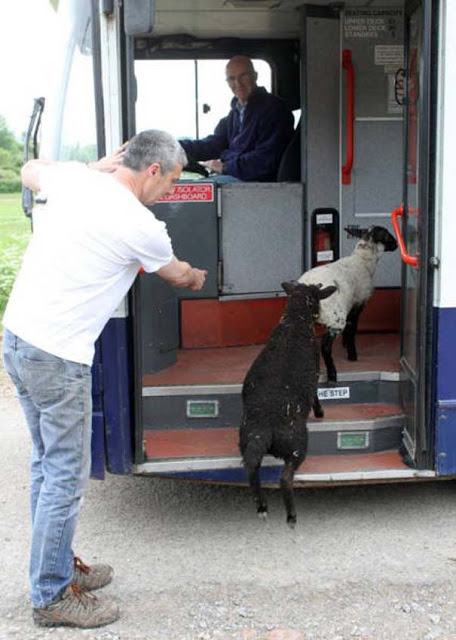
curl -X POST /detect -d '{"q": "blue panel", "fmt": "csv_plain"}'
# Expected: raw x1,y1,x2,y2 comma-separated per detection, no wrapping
435,405,456,475
434,307,456,475
91,413,106,480
435,308,456,401
100,318,133,475
90,340,105,479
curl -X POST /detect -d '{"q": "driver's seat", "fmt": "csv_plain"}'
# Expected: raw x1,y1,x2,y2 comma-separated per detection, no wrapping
276,118,301,182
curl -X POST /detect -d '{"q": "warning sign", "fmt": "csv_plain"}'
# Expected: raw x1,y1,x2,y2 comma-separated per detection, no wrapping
158,183,214,203
375,45,404,66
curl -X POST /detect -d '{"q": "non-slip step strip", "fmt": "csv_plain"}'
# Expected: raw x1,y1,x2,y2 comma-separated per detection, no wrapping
142,371,400,396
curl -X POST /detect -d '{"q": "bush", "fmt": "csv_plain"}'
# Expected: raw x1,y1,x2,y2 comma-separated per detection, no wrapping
0,179,21,193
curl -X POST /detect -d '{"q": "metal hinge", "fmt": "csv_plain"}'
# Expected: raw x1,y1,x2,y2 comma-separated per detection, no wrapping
102,0,114,16
217,261,223,288
429,256,440,269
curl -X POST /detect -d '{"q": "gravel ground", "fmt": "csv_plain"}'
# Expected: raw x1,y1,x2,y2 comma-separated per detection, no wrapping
2,358,456,640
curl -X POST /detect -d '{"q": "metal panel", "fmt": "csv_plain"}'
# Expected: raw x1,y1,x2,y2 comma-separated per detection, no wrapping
220,183,304,295
341,6,404,287
305,12,340,261
139,274,178,375
152,183,219,299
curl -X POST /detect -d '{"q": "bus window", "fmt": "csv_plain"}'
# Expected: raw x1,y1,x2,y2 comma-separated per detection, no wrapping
58,19,97,162
134,58,272,140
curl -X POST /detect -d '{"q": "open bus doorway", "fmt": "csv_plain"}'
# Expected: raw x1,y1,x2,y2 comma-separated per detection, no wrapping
128,1,437,484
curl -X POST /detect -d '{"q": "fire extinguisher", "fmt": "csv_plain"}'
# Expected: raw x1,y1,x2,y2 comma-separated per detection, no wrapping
311,208,339,268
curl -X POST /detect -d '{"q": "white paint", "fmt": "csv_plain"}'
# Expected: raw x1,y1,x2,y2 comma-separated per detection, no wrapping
318,387,350,400
99,8,123,153
436,1,456,308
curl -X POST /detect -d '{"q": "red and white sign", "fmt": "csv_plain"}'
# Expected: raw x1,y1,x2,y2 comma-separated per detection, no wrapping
158,183,214,203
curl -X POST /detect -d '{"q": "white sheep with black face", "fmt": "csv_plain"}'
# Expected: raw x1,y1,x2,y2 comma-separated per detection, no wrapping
298,226,398,382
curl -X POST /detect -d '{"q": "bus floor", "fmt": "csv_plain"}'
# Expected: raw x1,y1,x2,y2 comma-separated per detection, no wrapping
142,332,411,477
142,332,400,387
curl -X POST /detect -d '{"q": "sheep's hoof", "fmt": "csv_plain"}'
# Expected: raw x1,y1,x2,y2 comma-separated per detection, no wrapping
257,506,268,520
287,515,297,529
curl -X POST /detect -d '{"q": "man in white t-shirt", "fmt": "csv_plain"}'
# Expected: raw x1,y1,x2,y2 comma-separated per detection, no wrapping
2,130,207,629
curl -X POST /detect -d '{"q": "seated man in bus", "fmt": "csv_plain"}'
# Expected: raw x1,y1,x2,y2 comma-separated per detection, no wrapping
180,55,294,182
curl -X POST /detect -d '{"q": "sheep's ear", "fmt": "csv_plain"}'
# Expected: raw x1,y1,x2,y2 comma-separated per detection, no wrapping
344,226,366,239
282,281,298,295
318,285,337,300
368,226,398,251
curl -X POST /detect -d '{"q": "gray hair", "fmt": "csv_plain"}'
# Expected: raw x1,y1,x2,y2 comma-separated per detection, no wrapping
122,129,187,174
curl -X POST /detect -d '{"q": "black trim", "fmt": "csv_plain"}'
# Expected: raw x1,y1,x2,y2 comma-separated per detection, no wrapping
300,6,308,271
423,0,440,468
91,0,106,157
304,4,341,19
402,0,439,469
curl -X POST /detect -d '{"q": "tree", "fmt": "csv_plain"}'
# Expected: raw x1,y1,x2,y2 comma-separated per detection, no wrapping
0,115,23,192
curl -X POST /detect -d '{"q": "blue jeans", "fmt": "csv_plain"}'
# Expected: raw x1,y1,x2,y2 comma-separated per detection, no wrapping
2,329,92,608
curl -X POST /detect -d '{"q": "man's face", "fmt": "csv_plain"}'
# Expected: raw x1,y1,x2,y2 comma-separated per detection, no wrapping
143,163,182,204
225,60,257,104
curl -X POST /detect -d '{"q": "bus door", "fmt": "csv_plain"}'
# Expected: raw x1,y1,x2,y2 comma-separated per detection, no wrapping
395,0,436,467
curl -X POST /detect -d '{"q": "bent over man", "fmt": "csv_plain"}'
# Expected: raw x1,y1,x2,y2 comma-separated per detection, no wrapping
180,55,294,182
2,130,207,628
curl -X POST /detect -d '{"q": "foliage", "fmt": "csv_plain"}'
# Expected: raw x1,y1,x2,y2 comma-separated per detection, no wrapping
0,179,22,194
0,116,23,193
63,143,98,164
0,194,30,319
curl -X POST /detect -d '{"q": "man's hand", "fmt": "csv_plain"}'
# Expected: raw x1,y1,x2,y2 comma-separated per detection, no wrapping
201,159,224,174
157,257,207,291
187,267,207,291
88,142,128,173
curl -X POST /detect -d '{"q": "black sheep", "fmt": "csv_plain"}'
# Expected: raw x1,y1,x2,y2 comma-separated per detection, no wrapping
239,281,336,527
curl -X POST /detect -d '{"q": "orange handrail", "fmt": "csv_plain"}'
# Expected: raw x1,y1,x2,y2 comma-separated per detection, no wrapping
391,205,418,267
342,49,354,186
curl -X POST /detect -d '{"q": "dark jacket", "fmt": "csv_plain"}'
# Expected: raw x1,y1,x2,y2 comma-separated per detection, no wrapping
180,87,294,182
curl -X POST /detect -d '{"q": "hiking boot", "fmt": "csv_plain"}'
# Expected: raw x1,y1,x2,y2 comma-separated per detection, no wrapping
73,556,114,591
33,584,119,628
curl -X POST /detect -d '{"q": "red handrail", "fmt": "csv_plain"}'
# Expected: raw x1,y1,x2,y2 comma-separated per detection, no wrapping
391,205,418,267
342,49,354,186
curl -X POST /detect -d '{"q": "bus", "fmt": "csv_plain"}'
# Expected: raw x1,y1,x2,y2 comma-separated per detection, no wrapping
29,0,456,487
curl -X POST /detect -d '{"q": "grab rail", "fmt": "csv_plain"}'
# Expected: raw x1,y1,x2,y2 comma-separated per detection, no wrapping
391,205,418,267
342,49,354,186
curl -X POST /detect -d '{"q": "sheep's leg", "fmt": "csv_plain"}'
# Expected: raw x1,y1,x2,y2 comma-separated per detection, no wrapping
342,304,364,361
321,332,337,382
240,432,269,518
247,464,268,519
313,394,324,418
280,460,299,528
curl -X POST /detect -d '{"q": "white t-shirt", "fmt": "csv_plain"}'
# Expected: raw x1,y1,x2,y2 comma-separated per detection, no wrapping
3,163,173,365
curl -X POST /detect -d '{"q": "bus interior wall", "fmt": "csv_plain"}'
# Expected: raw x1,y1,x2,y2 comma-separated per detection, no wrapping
135,1,416,480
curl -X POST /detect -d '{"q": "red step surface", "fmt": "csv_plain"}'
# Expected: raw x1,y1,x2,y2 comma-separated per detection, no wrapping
143,333,400,387
143,402,402,460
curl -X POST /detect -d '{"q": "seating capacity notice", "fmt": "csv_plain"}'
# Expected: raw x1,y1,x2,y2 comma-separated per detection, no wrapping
158,183,214,203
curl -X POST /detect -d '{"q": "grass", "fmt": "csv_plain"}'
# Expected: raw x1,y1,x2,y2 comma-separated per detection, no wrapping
0,193,31,321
